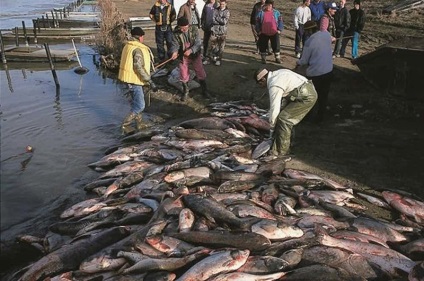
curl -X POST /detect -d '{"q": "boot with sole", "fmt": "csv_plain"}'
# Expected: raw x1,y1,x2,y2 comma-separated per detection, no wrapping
199,79,212,99
121,112,136,135
181,82,189,101
134,113,148,131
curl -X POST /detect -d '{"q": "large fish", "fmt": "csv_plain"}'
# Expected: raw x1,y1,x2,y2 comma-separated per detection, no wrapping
250,219,304,241
178,117,236,130
237,255,290,274
382,191,424,224
208,272,285,281
18,227,130,281
317,227,416,277
349,216,409,243
176,249,250,281
211,171,265,184
279,264,366,281
300,245,379,280
182,194,253,230
164,167,211,183
170,231,271,252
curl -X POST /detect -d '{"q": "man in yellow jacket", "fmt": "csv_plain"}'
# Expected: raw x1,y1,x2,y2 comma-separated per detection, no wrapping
118,27,157,135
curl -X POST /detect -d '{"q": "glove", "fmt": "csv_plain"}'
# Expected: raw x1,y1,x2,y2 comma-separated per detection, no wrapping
149,81,158,92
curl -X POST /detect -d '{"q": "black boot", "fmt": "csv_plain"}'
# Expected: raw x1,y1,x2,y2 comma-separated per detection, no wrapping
199,80,212,99
181,82,189,101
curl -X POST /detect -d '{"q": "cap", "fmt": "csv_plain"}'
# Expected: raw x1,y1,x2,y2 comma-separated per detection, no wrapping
255,68,269,82
329,2,338,10
303,20,317,30
177,17,190,27
131,27,145,37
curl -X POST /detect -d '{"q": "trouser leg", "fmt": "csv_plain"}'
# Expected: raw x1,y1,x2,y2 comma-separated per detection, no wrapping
271,82,317,155
310,72,333,122
352,32,360,58
155,27,165,61
334,30,344,55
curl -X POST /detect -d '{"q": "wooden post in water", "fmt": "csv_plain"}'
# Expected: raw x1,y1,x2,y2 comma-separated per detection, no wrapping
14,27,19,46
44,43,60,89
51,11,57,27
32,19,38,45
22,21,29,46
0,31,7,64
1,32,14,93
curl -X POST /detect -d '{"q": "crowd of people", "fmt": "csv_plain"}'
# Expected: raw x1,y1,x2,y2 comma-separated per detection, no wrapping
117,0,366,157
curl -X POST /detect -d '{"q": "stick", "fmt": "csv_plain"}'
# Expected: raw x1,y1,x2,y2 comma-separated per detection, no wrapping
154,57,173,69
72,38,83,68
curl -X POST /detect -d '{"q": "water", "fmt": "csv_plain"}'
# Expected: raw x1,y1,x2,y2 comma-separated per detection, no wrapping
0,44,130,241
0,0,79,30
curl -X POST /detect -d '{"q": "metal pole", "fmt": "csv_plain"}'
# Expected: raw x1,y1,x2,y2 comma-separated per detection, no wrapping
44,43,60,89
22,21,29,46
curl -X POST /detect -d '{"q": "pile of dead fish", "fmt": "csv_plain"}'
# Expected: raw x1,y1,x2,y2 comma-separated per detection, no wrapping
14,101,424,281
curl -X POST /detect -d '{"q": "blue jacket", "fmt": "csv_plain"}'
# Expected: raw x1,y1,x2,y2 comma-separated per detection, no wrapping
310,0,325,22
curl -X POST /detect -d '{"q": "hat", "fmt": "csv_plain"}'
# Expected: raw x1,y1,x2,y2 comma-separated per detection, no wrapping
354,0,360,4
265,0,274,5
177,17,189,27
131,27,145,37
255,68,269,82
329,2,338,10
303,20,317,30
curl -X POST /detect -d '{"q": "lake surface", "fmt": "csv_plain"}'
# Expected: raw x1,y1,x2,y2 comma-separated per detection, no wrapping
1,0,77,30
0,44,131,241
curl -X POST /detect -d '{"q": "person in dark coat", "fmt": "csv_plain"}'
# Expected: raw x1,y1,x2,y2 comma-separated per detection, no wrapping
340,0,365,59
333,0,350,57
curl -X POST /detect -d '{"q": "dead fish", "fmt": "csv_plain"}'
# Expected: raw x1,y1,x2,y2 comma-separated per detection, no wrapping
178,117,235,130
83,177,120,192
178,208,195,233
279,248,303,270
316,226,416,277
121,127,165,142
211,171,264,184
228,203,276,220
237,255,290,274
122,248,210,275
318,200,357,219
297,214,349,230
261,184,280,206
409,261,424,281
218,180,261,193
182,194,251,230
175,128,227,142
280,264,366,281
176,249,250,281
145,235,195,257
60,198,106,219
256,158,287,175
99,160,153,179
165,139,228,151
350,216,409,243
300,245,379,280
18,227,130,281
398,238,424,260
382,191,424,224
251,219,304,241
87,153,133,169
252,140,272,159
227,114,271,131
208,272,285,281
117,250,148,263
357,192,391,209
274,194,297,216
79,255,127,274
164,167,211,183
170,231,271,252
331,230,389,248
302,190,355,206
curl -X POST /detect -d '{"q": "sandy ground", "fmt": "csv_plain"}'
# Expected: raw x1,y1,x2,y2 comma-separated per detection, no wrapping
111,0,424,207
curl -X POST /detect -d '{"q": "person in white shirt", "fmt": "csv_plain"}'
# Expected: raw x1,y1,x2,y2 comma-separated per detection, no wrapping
296,20,333,123
294,0,311,58
255,68,317,156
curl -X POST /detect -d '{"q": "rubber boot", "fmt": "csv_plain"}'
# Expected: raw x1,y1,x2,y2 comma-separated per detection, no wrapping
261,53,267,64
134,113,146,131
121,112,136,135
199,80,212,99
275,52,281,63
181,82,189,101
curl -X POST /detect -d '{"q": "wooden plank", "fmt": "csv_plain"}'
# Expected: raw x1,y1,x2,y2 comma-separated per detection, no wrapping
0,46,75,62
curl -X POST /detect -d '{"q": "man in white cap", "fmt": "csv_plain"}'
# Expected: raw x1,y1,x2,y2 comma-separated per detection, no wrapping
255,68,317,156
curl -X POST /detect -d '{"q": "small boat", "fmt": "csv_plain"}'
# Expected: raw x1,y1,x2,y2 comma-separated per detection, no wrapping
0,46,76,63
